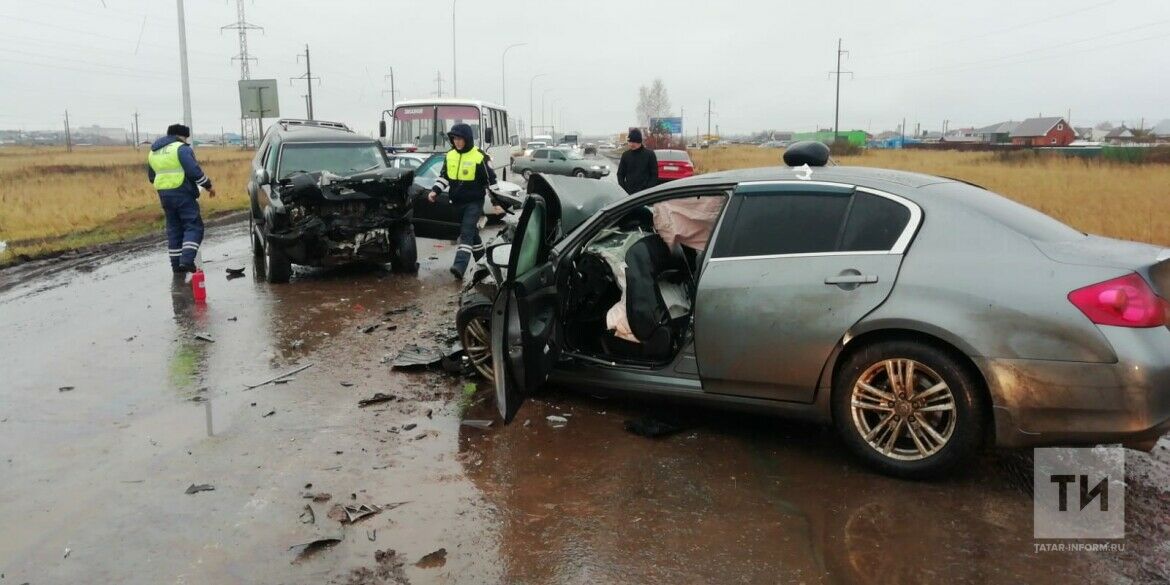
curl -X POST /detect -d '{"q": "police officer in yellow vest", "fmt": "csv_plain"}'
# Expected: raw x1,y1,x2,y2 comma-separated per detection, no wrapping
147,124,215,274
427,123,497,278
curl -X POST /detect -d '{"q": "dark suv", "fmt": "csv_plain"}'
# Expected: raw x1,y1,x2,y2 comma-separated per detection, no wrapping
247,119,463,283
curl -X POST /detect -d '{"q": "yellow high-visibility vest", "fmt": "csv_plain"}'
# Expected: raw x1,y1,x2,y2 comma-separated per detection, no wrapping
444,148,485,182
147,142,185,190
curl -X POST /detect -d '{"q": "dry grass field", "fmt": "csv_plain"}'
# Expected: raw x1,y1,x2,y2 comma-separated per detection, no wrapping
692,146,1170,247
0,145,253,261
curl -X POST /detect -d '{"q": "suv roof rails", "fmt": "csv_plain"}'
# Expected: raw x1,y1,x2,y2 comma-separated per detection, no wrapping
276,119,353,132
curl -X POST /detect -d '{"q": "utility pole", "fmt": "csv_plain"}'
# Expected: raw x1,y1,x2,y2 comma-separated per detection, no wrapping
383,68,396,109
434,70,444,97
291,45,320,120
501,43,526,107
133,111,140,148
900,116,906,148
176,0,192,129
451,0,458,97
706,99,713,142
64,109,72,152
829,38,852,145
222,0,261,146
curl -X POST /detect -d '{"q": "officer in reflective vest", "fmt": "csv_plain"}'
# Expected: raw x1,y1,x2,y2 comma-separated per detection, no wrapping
147,123,215,274
427,123,497,278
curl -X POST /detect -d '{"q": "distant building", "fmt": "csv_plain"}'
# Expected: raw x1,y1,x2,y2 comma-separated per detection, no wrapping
1104,126,1136,144
1151,119,1170,143
973,120,1018,144
1009,117,1075,147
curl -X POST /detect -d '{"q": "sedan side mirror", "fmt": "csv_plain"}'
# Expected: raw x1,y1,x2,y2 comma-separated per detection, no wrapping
486,244,512,269
254,168,270,185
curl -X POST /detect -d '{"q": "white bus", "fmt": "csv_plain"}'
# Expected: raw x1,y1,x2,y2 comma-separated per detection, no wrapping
379,98,515,179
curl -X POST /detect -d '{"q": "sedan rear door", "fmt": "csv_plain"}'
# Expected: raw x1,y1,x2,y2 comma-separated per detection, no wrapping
695,182,921,403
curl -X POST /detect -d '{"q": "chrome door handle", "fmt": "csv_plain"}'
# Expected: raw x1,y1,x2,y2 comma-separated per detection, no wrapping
825,274,878,285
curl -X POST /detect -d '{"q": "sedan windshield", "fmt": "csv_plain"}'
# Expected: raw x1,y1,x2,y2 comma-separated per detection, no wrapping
415,154,444,179
278,143,386,179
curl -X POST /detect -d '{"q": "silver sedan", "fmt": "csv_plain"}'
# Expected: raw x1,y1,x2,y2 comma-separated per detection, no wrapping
478,144,1170,478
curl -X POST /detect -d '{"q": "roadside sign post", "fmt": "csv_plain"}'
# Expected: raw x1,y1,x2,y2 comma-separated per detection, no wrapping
238,79,280,141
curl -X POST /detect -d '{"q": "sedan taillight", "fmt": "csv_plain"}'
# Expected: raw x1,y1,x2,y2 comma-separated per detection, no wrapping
1068,273,1170,328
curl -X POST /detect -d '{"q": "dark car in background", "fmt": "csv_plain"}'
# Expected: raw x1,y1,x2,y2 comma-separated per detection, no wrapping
246,119,469,282
655,149,695,181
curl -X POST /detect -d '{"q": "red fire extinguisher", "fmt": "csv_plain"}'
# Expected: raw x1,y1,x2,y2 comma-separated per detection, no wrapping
191,269,207,303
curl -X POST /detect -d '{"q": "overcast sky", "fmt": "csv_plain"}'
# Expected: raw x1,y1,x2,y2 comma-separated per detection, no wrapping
2,0,1168,137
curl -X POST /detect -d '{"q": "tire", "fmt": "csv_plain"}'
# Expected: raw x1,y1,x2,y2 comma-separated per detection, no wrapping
249,213,264,258
263,238,292,284
831,340,986,479
456,293,495,382
390,224,418,273
573,169,586,178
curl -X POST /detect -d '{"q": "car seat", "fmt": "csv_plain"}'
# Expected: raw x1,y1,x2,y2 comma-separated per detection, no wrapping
604,235,687,361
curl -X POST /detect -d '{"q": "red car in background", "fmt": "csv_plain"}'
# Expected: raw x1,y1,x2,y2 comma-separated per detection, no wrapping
655,149,695,181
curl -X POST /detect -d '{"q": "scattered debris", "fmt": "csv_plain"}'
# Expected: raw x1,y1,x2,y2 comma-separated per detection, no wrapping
227,316,238,322
327,503,383,524
384,304,416,316
546,415,568,427
194,333,215,343
424,408,434,419
58,386,75,392
273,378,293,385
339,381,354,387
358,393,395,408
246,363,315,390
362,323,380,334
624,416,685,438
402,423,417,431
303,492,332,503
391,345,443,369
461,419,493,429
63,547,71,559
523,419,532,427
290,339,304,349
289,537,342,564
415,548,447,569
367,529,377,542
263,410,276,418
188,395,207,403
365,549,408,582
185,483,215,495
299,504,315,524
440,343,469,374
125,335,136,342
225,267,246,280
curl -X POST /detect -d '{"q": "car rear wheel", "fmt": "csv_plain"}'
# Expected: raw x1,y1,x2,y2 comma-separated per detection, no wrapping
456,293,495,382
832,340,985,479
263,238,292,284
573,169,586,178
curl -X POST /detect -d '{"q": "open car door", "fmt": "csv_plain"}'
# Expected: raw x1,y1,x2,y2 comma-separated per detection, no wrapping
492,195,561,422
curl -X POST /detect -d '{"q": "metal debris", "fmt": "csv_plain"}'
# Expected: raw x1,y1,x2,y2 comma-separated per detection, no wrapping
185,483,215,494
415,548,447,569
299,504,315,524
245,363,315,390
225,266,246,278
58,386,75,392
461,419,494,429
194,333,215,343
263,410,276,417
391,345,443,369
289,537,342,563
546,415,568,427
327,503,383,524
358,393,395,408
339,381,354,387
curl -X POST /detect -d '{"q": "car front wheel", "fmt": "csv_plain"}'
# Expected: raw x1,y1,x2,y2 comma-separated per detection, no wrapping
264,238,292,284
456,293,495,381
573,169,586,178
832,340,986,479
390,224,418,273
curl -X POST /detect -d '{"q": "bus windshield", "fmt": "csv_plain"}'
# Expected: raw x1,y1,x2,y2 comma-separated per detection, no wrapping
393,105,481,150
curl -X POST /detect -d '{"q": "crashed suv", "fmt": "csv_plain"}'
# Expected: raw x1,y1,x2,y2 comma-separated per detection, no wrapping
248,119,459,283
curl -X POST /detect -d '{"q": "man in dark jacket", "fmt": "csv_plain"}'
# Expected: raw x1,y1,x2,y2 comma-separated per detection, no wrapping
147,124,215,274
427,123,497,278
617,128,657,194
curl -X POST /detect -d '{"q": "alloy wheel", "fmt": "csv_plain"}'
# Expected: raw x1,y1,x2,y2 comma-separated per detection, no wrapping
461,314,494,381
849,358,956,461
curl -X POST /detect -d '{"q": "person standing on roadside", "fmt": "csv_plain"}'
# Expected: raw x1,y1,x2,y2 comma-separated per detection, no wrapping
147,124,215,274
617,127,658,194
427,123,497,279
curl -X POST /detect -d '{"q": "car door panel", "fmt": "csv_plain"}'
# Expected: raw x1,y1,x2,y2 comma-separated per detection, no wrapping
695,253,902,403
411,190,462,240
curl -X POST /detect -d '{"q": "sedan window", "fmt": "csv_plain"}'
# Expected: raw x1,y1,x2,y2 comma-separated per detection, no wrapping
712,191,851,258
550,151,567,161
839,192,912,252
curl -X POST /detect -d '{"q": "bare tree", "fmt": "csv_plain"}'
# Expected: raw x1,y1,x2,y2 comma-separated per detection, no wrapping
635,78,671,128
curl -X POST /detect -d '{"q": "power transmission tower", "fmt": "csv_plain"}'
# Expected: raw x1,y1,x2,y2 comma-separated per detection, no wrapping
291,45,320,120
434,70,444,97
221,0,262,146
828,38,853,144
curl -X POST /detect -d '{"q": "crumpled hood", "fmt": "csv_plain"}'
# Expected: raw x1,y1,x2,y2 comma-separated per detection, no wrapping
151,135,181,152
447,123,475,153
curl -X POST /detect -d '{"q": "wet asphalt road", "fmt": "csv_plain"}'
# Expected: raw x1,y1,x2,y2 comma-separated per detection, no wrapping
1,220,1168,584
